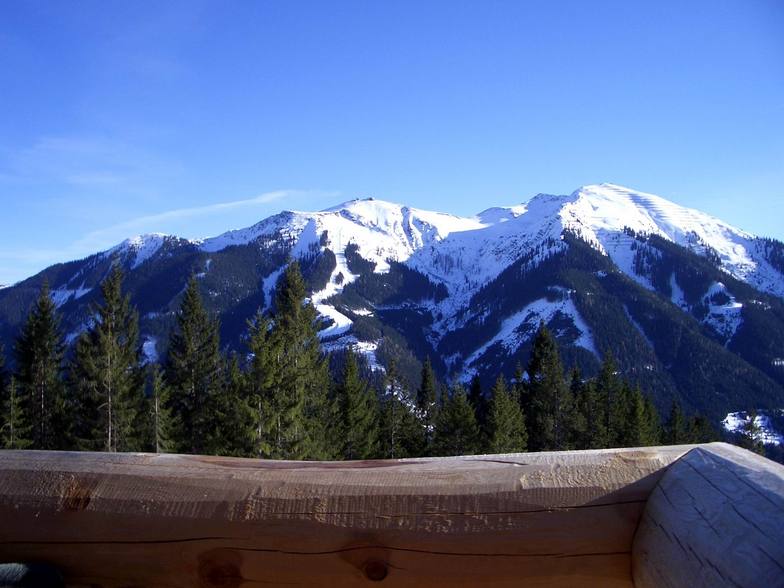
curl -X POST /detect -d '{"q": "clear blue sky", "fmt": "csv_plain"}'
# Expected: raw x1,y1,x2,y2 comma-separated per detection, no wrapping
1,0,783,284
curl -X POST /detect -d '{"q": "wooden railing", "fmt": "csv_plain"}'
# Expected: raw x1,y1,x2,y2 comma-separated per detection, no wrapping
0,443,780,587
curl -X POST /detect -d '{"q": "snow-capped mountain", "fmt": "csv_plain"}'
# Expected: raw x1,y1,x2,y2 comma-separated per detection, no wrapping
1,184,783,424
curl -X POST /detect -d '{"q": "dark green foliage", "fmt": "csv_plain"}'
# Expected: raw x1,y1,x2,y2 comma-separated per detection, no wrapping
736,410,765,455
433,385,480,456
572,370,608,449
524,323,574,451
147,365,176,453
301,248,337,293
166,276,223,454
70,267,146,452
686,414,720,444
486,375,527,453
335,348,378,459
760,237,784,274
2,378,30,449
345,243,376,275
594,354,626,447
666,402,721,446
373,335,424,393
618,384,661,447
249,261,332,460
245,311,275,457
378,361,422,458
14,282,69,450
333,259,448,307
275,261,331,459
468,375,488,433
665,402,688,445
206,354,256,457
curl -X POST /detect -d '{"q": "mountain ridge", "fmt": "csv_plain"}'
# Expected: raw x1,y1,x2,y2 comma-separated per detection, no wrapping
1,183,783,427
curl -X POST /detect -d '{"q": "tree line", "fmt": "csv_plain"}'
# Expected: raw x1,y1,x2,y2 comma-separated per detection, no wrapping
0,260,721,458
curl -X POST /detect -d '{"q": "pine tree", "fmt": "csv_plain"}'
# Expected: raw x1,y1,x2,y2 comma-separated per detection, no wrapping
525,323,573,451
166,276,223,454
15,281,68,450
263,261,330,459
573,378,609,449
738,410,765,455
433,384,480,456
568,368,587,448
378,360,421,458
486,375,527,453
2,378,31,449
641,394,662,446
207,354,255,457
148,365,176,453
246,311,276,457
417,356,438,454
595,353,625,447
621,385,660,447
336,348,378,460
686,414,718,443
468,375,488,434
70,266,145,452
664,402,688,445
302,353,332,460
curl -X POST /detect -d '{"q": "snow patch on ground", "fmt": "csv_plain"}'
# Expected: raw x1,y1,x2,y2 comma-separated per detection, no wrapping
602,232,655,291
261,267,285,311
722,410,783,445
669,274,689,310
142,336,159,364
198,211,308,252
65,324,89,345
51,284,91,308
463,296,597,376
315,304,353,339
108,234,168,268
702,282,743,343
311,249,359,339
321,335,384,372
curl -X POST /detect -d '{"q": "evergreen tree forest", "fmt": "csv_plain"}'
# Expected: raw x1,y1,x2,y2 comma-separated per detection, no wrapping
0,262,735,460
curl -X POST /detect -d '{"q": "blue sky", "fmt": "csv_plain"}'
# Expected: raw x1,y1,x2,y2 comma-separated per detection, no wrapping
1,0,782,284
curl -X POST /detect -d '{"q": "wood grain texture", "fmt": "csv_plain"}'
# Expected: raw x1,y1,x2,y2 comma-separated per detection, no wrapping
0,446,693,587
633,442,784,588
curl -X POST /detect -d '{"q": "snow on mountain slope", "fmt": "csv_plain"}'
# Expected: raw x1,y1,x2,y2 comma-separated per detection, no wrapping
462,295,597,379
200,198,484,267
702,281,743,343
203,198,486,338
409,193,569,303
74,184,782,364
723,410,784,445
109,234,169,268
121,186,781,311
199,211,307,252
558,184,784,298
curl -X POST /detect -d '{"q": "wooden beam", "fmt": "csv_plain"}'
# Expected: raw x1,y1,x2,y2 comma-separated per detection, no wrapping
0,446,691,587
633,442,784,588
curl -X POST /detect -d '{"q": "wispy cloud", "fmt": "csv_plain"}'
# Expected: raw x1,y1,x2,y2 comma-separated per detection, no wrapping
0,189,339,285
104,189,297,227
73,189,328,250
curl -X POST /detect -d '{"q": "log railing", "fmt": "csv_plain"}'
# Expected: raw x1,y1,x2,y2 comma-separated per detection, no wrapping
0,443,780,587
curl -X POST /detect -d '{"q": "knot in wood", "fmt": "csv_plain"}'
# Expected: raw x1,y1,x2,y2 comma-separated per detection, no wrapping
363,560,388,582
